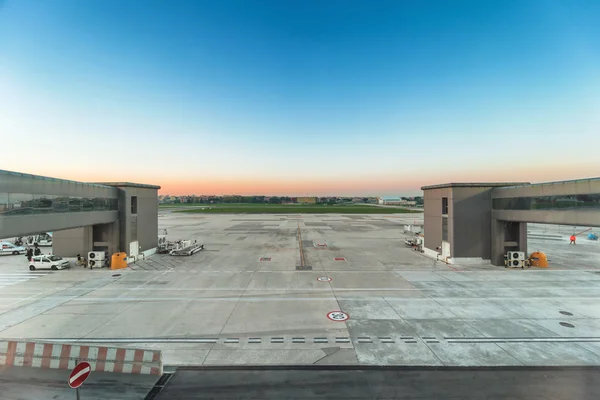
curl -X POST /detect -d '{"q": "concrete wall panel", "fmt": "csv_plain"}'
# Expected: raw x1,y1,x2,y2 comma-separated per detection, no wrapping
137,188,158,253
452,188,493,258
53,226,93,257
423,188,452,253
117,186,159,256
492,209,600,227
492,178,600,198
1,211,118,238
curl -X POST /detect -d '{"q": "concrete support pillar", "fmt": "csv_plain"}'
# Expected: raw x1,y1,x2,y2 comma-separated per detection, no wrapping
52,226,93,257
490,218,506,266
518,222,528,257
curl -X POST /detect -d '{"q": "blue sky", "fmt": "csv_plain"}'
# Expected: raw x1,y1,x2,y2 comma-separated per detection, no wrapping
1,0,599,195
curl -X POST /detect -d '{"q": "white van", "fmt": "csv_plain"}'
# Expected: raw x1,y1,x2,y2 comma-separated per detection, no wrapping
28,254,70,271
0,242,26,256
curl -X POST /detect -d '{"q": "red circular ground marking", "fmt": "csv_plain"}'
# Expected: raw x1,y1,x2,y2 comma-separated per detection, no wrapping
68,361,91,389
317,276,332,282
327,311,349,322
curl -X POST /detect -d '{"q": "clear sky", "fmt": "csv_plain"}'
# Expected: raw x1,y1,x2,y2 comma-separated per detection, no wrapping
1,0,599,196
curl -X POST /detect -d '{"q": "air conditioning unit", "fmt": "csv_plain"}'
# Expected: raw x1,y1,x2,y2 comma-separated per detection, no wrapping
89,251,106,261
88,251,106,268
506,251,525,267
507,251,525,261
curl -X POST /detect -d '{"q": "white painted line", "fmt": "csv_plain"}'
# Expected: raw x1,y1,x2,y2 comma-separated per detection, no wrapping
49,345,61,369
31,343,44,368
104,348,117,372
124,349,136,362
143,351,154,363
69,345,81,360
14,342,27,367
88,347,99,365
69,366,90,384
448,337,600,343
0,294,433,304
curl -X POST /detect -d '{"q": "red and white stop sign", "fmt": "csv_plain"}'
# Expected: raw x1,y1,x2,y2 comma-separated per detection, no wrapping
68,361,91,389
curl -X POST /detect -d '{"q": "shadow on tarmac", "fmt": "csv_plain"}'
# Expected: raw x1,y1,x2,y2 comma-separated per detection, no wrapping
152,366,600,400
0,366,158,400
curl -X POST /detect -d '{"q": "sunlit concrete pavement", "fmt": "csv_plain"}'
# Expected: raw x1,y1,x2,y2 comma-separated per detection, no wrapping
0,213,600,367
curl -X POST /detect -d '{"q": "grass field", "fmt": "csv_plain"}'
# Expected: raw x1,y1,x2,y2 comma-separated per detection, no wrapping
169,203,420,214
159,203,208,207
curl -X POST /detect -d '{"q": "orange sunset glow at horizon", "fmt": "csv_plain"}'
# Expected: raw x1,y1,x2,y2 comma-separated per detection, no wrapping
26,164,597,197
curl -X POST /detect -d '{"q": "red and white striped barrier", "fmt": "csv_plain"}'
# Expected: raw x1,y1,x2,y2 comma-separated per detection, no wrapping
0,341,162,375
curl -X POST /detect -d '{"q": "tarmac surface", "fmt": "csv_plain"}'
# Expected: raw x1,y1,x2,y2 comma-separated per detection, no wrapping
152,366,600,400
0,213,599,369
0,365,158,400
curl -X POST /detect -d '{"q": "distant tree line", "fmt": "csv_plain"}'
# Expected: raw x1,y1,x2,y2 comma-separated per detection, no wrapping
160,195,424,205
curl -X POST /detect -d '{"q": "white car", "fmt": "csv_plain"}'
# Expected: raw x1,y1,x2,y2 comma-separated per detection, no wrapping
0,242,26,255
29,255,70,271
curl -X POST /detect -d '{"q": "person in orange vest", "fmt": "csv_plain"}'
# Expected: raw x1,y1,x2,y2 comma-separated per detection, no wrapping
570,234,576,245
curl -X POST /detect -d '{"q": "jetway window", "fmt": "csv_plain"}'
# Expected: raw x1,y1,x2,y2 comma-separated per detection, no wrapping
69,197,83,211
32,195,55,213
53,197,69,213
0,192,7,212
0,192,118,215
83,198,94,211
493,194,600,210
131,196,138,214
108,198,118,210
93,197,107,211
442,197,448,215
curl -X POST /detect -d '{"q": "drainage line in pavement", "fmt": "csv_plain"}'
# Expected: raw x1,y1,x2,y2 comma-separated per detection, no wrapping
298,223,306,268
144,372,173,400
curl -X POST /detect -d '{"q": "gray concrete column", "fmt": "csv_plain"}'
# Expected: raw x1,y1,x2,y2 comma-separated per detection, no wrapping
52,226,93,257
490,218,506,266
518,222,528,257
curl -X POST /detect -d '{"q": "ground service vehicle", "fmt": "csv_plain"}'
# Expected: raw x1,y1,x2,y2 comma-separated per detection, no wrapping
0,242,26,255
24,233,53,247
29,254,70,271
